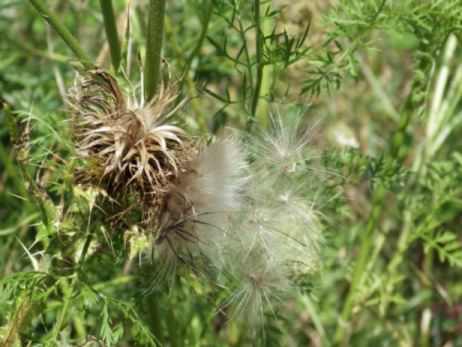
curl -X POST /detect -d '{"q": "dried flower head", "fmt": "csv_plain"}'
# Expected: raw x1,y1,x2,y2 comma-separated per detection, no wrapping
69,70,194,205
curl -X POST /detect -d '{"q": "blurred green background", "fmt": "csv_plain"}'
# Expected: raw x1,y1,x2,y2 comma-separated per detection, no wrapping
1,0,462,346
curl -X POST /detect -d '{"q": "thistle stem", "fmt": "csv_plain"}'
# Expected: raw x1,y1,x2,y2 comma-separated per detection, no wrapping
255,4,272,128
178,1,213,130
99,0,121,71
144,0,166,101
28,0,92,67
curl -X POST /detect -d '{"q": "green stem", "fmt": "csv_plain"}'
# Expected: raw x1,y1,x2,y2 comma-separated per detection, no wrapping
335,99,416,344
28,0,92,67
50,216,94,340
380,148,427,316
6,35,70,64
255,4,272,128
181,0,214,87
165,15,207,130
177,1,213,130
145,293,164,344
2,294,32,347
51,277,77,341
250,0,264,125
334,186,386,344
237,18,254,96
99,0,121,71
144,0,166,101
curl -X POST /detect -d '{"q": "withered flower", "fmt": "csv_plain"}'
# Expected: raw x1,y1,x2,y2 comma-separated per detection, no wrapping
69,70,196,220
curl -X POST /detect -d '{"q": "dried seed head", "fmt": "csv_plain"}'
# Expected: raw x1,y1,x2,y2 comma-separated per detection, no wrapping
69,70,195,208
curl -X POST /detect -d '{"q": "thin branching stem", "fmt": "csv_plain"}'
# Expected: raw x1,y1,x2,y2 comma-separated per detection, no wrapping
144,0,166,101
250,0,264,125
99,0,121,71
237,18,254,94
28,0,92,67
181,0,214,89
5,35,70,64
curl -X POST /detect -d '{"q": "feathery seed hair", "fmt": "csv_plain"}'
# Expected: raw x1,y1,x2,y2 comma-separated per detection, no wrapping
69,73,323,329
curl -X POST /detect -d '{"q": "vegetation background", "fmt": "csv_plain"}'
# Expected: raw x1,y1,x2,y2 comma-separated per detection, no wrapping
1,0,462,346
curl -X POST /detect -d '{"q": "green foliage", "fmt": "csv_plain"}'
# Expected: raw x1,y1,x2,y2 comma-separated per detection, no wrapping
301,0,462,96
1,0,462,346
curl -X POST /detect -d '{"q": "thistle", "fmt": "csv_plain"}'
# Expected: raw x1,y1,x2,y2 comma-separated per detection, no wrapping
69,70,322,328
69,70,196,223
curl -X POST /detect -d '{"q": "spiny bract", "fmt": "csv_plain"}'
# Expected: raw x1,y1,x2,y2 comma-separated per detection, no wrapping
69,70,194,203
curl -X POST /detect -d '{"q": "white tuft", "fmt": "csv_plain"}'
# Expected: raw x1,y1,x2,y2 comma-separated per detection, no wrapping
216,113,324,328
150,136,248,277
184,137,248,265
188,136,248,213
144,112,325,329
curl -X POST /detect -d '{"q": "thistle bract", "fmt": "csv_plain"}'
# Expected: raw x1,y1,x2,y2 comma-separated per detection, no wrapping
69,70,194,203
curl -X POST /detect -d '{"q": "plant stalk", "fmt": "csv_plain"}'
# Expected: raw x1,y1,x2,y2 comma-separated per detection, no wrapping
99,0,121,71
144,0,166,101
181,0,214,87
50,216,94,340
28,0,92,67
334,186,386,344
335,97,416,343
250,0,264,125
2,295,32,347
255,3,272,128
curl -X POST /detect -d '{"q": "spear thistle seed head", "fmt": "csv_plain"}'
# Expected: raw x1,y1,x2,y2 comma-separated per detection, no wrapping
69,70,196,207
69,74,325,329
